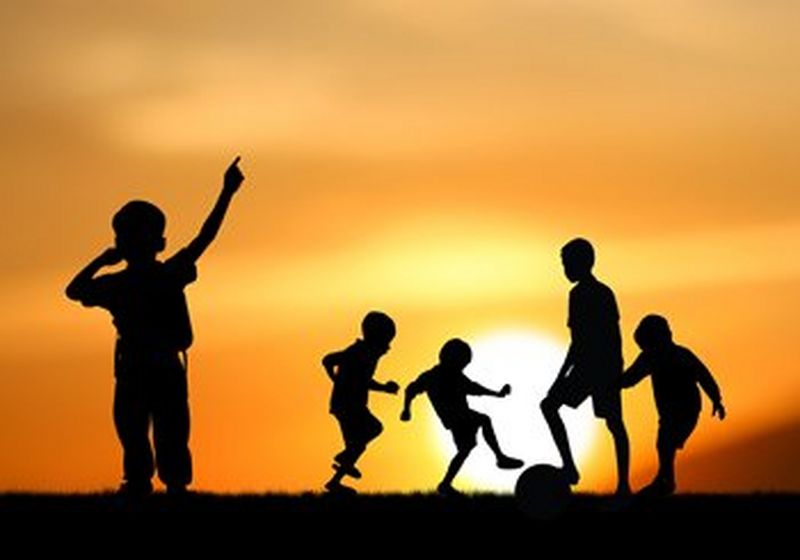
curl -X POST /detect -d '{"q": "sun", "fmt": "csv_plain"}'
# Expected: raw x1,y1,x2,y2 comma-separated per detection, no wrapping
430,329,597,492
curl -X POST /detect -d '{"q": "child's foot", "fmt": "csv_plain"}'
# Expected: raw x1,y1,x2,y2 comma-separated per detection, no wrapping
325,480,357,495
332,462,362,479
562,463,580,485
638,477,675,497
496,456,524,470
614,482,632,497
436,482,464,497
166,484,192,497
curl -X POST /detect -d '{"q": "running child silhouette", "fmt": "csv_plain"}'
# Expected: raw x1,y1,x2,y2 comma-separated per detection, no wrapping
402,338,523,495
65,157,245,495
540,238,631,495
322,311,400,494
621,314,726,496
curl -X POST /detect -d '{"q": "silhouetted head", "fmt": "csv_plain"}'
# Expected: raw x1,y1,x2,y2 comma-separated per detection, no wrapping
361,311,396,355
112,200,166,264
439,338,472,370
561,238,595,282
634,314,673,352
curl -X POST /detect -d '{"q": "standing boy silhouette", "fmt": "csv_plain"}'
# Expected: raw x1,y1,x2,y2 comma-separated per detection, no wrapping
65,157,245,495
402,338,523,495
322,311,400,494
540,238,631,495
621,314,725,496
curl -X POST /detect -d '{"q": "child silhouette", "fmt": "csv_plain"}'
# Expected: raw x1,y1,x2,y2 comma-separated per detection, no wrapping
402,338,523,495
621,314,726,496
540,238,630,495
322,311,400,494
66,157,245,495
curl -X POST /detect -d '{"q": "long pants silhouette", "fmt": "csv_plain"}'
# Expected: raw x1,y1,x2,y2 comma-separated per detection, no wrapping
114,350,192,488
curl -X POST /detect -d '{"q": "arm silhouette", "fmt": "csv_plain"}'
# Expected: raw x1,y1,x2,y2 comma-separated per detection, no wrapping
466,379,511,398
620,353,650,389
322,351,345,382
184,156,245,263
693,355,725,419
369,379,399,394
401,375,426,421
65,247,122,305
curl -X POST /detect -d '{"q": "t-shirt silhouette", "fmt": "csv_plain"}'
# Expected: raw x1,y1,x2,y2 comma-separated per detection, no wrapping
329,340,379,415
79,249,197,354
411,365,483,429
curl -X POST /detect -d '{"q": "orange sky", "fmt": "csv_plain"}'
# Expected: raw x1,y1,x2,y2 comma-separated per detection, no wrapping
0,1,798,493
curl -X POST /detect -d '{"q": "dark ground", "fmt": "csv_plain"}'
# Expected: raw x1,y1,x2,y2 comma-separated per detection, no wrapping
1,492,797,552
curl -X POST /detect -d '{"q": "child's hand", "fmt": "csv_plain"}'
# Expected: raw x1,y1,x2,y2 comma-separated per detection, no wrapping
499,383,511,397
400,409,411,422
223,156,245,194
713,401,726,420
98,247,123,266
384,381,399,394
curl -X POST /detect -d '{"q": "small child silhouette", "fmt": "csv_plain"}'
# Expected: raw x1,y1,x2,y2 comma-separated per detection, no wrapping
402,338,523,496
621,314,726,496
322,311,400,494
65,157,245,495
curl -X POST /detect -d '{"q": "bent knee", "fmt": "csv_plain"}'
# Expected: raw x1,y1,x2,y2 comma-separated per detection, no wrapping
540,396,558,416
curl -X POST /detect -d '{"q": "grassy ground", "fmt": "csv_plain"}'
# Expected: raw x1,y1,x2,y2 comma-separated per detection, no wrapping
1,492,796,550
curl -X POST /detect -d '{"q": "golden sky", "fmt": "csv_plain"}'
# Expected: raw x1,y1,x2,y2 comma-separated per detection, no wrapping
0,1,798,493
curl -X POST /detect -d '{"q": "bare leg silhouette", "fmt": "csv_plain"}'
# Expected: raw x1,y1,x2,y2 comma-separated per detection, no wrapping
541,397,579,484
606,415,631,495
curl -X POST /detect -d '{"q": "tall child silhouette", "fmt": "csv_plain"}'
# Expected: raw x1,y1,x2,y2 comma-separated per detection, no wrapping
402,338,523,495
65,157,245,495
540,238,631,495
621,314,725,496
322,311,400,494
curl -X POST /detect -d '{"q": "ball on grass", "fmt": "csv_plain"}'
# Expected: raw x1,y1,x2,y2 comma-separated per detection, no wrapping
514,464,572,519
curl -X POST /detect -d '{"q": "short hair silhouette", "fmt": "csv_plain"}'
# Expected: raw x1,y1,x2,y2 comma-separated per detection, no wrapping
439,338,472,369
634,314,673,349
561,237,595,272
112,200,167,259
361,311,396,343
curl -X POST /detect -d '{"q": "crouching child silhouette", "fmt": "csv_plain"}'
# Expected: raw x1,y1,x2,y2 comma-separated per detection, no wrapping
402,338,523,496
322,311,400,494
621,314,726,496
65,157,245,496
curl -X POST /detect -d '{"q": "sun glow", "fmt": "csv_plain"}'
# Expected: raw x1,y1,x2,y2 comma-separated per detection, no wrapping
431,329,597,492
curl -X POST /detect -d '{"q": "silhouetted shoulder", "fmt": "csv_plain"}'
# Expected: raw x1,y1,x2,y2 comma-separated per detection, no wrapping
163,248,198,287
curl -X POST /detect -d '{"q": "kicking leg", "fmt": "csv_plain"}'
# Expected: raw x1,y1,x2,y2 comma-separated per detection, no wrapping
476,413,523,469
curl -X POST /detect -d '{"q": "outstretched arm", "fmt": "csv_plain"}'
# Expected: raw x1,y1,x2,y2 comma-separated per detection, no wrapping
619,353,650,389
369,378,399,394
65,247,122,305
466,378,511,398
184,156,245,263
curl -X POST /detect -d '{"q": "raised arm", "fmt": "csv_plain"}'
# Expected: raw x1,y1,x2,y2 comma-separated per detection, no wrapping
65,247,122,305
620,353,650,389
184,156,245,262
